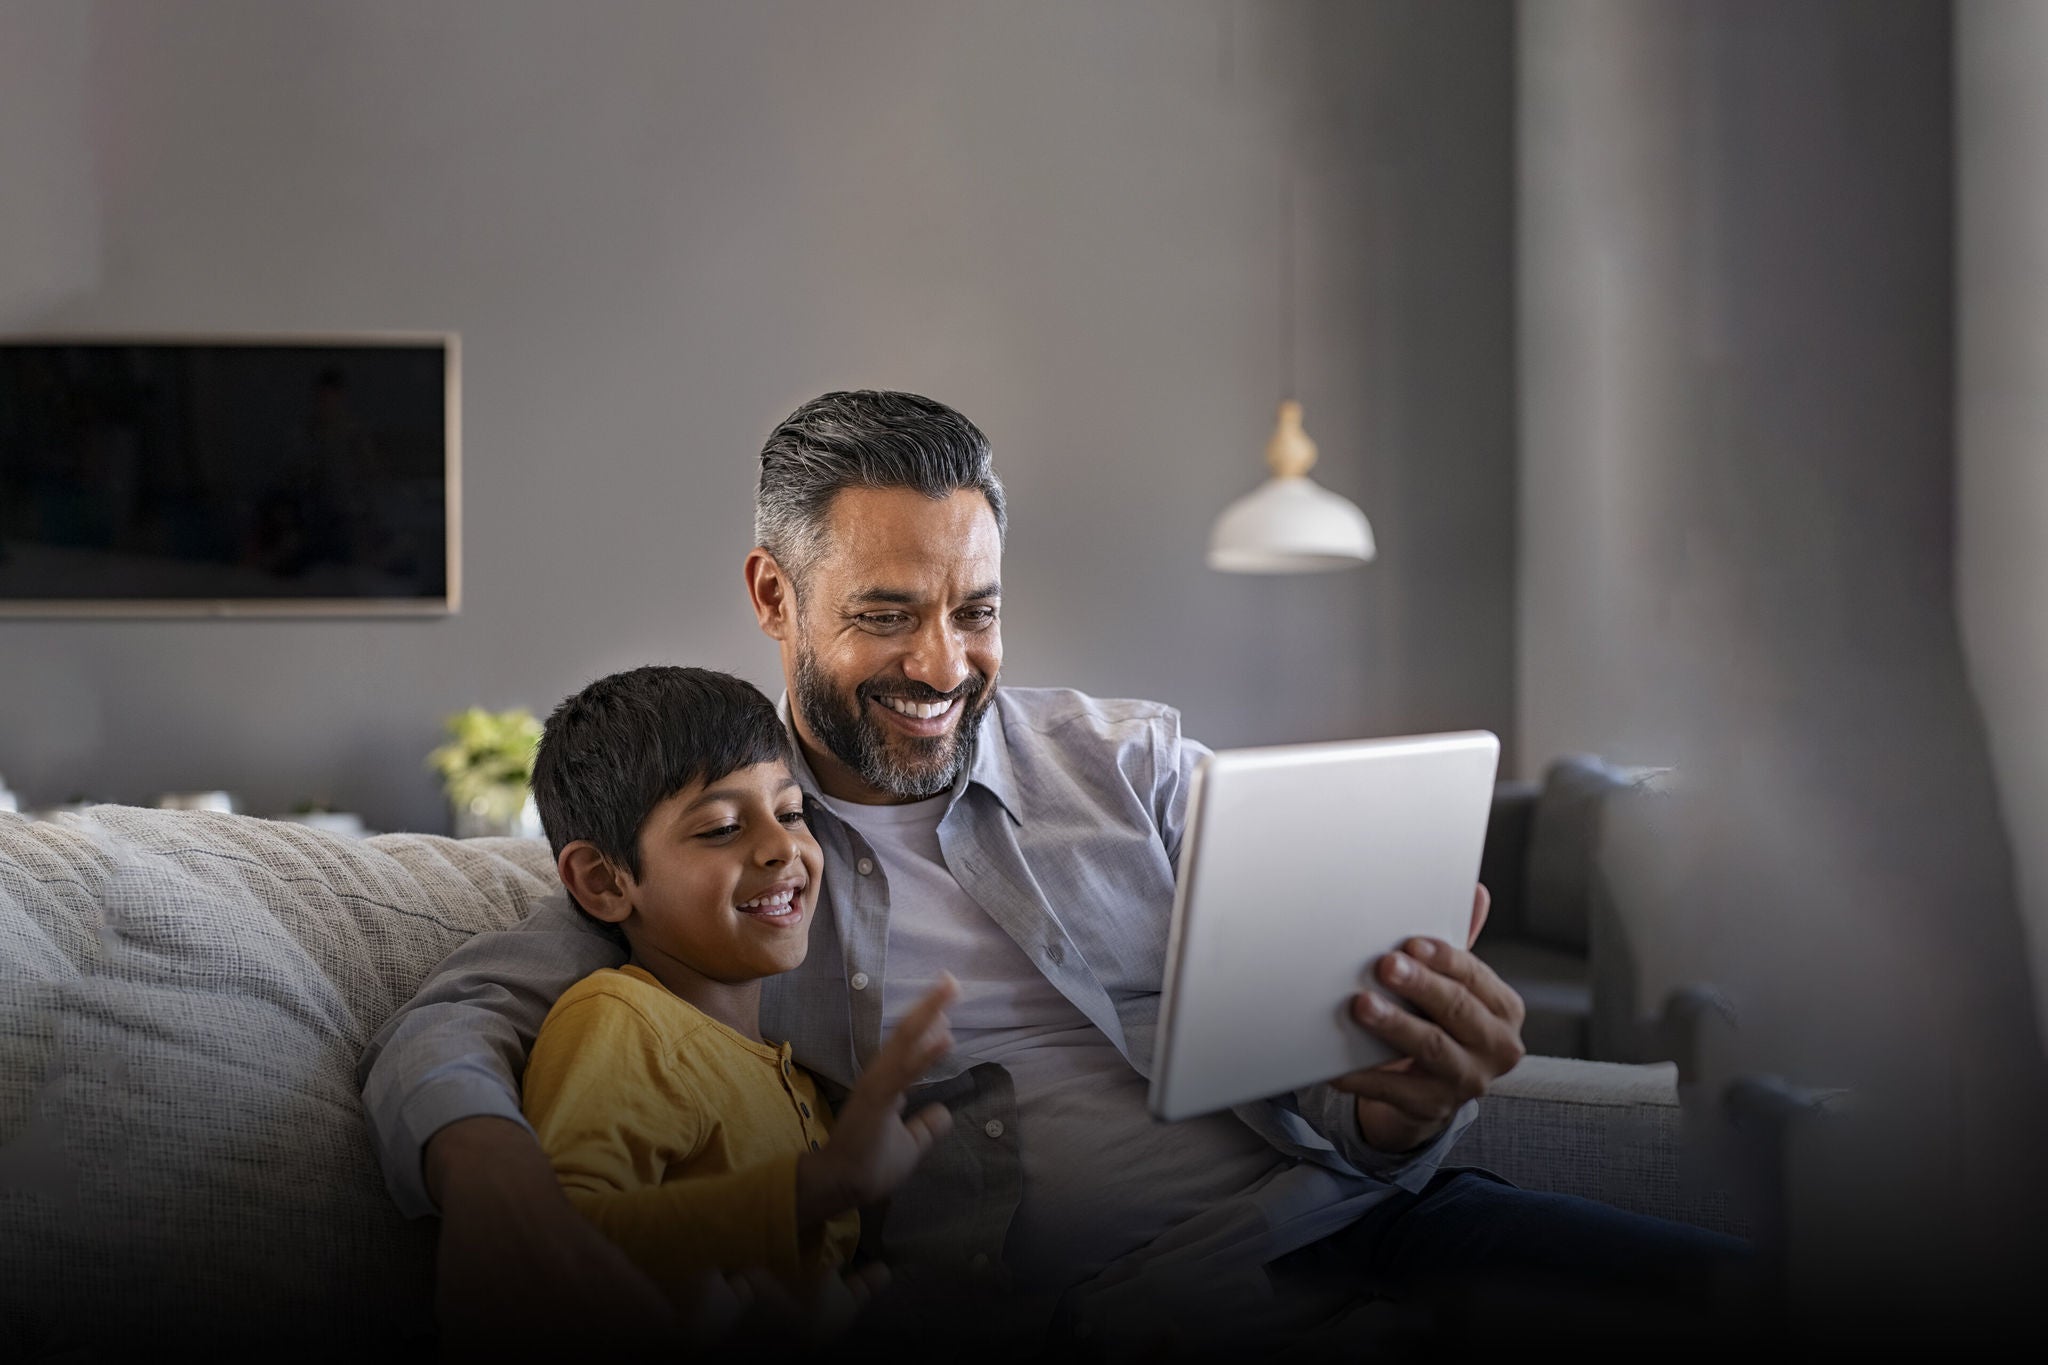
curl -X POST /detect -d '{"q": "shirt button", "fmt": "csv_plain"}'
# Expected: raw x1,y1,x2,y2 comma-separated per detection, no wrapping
810,1139,820,1151
984,1119,1005,1139
856,857,875,876
800,1102,811,1118
850,972,871,991
1045,942,1064,965
970,1252,991,1271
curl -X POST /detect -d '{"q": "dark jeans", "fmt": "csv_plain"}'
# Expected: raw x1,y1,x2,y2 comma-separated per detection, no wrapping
1345,1166,1744,1294
842,1170,1756,1363
1259,1167,1757,1359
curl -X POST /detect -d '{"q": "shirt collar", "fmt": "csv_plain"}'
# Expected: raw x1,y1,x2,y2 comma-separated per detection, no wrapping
964,694,1023,823
774,688,1022,824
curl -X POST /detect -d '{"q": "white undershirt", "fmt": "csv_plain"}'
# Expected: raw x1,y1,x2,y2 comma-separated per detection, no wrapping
818,791,1281,1292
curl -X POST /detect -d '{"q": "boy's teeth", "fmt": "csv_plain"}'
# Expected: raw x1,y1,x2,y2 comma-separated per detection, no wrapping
739,889,797,910
882,697,953,720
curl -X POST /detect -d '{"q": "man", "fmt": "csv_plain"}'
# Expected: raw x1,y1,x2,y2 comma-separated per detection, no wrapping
360,391,1743,1357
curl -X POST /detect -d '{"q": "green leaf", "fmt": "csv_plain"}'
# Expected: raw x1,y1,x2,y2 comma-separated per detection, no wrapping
426,706,542,807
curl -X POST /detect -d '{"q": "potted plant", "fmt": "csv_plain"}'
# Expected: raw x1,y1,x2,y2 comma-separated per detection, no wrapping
426,706,544,839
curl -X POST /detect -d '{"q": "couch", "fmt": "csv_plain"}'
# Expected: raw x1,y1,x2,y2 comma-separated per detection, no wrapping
0,805,1750,1359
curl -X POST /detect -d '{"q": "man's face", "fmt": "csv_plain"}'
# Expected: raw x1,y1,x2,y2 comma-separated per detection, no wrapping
618,760,824,983
784,486,1003,802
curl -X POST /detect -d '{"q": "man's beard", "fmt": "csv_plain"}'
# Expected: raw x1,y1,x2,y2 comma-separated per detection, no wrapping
793,642,994,800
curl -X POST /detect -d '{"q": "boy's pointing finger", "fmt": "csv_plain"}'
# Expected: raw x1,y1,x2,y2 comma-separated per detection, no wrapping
905,973,961,1023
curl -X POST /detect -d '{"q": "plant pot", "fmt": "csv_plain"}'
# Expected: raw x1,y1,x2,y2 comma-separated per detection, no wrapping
452,789,542,840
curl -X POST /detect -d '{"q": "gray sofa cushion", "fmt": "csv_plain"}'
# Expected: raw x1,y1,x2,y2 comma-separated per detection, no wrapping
1462,1057,1748,1237
0,807,557,1359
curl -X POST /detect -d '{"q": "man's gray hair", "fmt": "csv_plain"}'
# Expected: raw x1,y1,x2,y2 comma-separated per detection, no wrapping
754,390,1007,586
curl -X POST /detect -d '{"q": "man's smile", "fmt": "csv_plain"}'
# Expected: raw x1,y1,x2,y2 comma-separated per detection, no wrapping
872,693,962,737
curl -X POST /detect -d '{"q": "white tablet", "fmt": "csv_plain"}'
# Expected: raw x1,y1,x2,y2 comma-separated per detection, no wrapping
1147,730,1500,1122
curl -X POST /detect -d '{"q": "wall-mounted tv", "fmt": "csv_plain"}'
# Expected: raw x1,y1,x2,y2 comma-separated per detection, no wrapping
0,335,459,616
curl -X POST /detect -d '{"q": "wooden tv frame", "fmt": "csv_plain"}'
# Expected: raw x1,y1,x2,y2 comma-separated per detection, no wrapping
0,332,461,618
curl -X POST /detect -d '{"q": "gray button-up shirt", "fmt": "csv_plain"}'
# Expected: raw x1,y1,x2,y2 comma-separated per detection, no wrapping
357,687,1473,1292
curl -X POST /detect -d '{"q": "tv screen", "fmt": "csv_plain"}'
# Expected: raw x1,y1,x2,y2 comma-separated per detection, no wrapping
0,336,458,614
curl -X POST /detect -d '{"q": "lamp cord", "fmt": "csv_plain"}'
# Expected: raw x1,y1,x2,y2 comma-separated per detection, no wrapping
1281,146,1295,405
1279,0,1298,408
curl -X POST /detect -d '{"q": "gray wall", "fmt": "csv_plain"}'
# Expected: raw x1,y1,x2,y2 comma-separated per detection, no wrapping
1958,0,2048,1055
1520,0,2047,1332
0,0,1516,832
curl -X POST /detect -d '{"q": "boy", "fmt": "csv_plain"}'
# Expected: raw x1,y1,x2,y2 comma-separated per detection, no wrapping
520,665,956,1314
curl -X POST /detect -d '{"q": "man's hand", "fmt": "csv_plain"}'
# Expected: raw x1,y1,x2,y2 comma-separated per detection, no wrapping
797,976,958,1223
1329,884,1527,1154
425,1115,679,1359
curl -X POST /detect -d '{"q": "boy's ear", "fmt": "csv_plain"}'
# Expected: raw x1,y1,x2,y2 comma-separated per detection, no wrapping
558,841,634,924
743,547,796,642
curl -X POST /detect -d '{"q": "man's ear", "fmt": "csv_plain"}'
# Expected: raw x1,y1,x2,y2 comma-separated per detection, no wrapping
744,547,798,642
558,841,635,925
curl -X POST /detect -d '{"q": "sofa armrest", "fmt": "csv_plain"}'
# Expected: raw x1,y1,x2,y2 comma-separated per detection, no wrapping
1450,1055,1749,1237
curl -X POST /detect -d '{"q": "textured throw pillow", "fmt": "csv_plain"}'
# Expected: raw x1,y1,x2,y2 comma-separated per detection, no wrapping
0,807,556,1359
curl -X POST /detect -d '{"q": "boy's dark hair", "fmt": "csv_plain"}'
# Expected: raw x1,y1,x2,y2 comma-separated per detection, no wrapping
531,666,791,880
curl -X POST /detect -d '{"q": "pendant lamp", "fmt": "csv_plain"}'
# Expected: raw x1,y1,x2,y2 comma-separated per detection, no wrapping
1207,97,1376,574
1207,399,1376,572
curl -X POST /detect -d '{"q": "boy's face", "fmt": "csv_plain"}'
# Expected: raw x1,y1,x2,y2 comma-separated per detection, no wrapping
617,760,823,983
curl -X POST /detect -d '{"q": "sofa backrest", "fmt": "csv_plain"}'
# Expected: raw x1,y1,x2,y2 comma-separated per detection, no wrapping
0,806,558,1358
1523,755,1636,953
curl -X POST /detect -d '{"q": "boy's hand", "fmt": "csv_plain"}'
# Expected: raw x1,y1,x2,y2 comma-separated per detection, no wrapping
797,975,958,1222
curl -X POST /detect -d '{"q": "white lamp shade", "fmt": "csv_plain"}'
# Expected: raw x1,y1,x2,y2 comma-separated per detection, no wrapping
1207,474,1376,573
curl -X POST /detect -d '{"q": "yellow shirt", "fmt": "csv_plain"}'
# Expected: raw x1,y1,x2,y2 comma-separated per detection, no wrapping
520,964,858,1298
